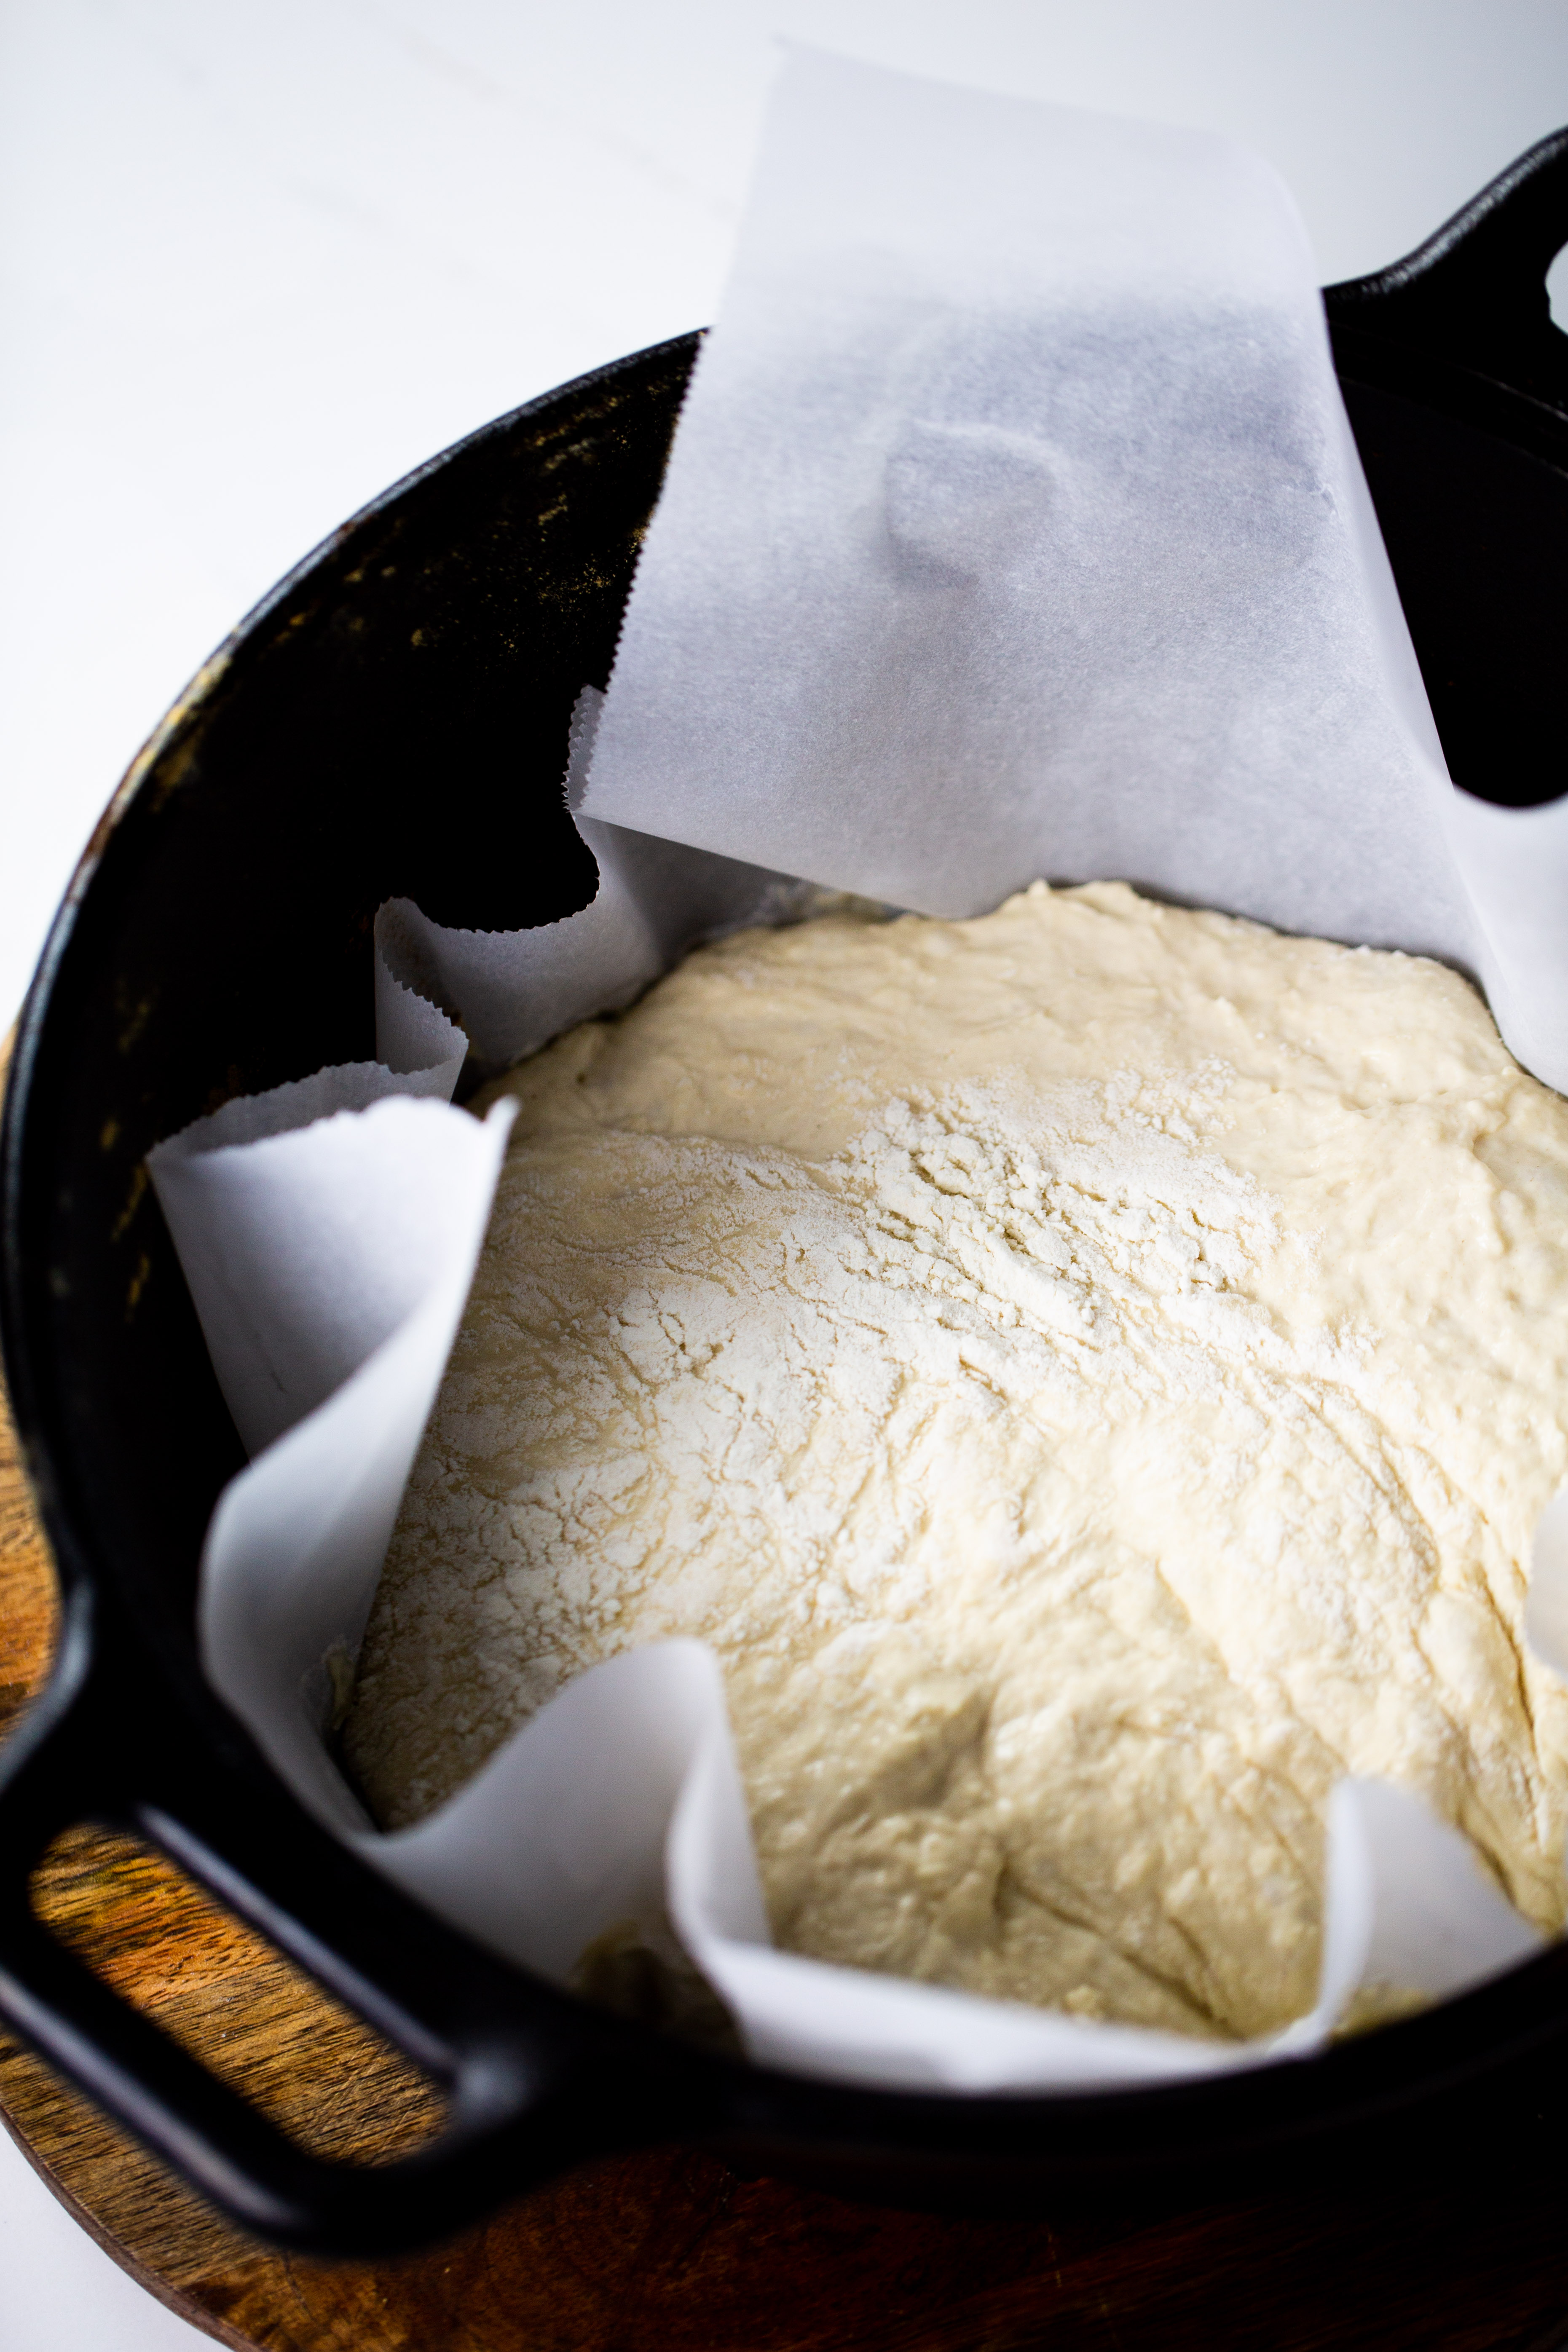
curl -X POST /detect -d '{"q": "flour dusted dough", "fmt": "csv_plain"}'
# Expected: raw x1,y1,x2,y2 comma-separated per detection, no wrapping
343,883,1568,2039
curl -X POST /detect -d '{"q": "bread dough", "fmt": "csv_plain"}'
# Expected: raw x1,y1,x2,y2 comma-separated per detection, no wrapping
343,882,1568,2039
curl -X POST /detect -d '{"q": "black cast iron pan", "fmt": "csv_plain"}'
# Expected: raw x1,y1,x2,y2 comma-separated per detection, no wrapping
1,132,1567,2260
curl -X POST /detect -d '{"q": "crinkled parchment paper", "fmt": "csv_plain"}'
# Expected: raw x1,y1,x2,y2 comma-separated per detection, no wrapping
148,51,1567,2092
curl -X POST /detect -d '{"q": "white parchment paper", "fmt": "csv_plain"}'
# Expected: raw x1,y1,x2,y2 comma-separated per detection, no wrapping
147,51,1568,2094
375,692,807,1078
582,47,1568,1096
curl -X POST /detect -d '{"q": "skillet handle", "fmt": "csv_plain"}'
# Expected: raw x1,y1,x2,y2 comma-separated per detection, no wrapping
0,1588,693,2255
1323,124,1568,422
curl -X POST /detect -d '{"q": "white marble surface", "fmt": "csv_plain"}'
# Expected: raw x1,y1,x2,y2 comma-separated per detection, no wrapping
0,2122,212,2352
0,4,1565,2345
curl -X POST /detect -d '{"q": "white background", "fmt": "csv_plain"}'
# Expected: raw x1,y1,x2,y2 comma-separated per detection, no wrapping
1,4,1565,2346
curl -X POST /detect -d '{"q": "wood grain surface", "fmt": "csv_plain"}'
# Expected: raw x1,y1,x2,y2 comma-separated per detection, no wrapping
6,1400,1568,2349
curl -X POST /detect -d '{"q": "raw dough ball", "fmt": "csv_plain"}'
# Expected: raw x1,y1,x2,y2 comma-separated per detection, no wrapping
343,882,1568,2039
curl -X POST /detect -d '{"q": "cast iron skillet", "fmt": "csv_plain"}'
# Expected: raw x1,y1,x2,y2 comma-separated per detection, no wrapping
2,132,1567,2260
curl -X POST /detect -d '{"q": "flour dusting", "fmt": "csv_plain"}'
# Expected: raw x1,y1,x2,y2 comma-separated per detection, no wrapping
345,882,1568,2038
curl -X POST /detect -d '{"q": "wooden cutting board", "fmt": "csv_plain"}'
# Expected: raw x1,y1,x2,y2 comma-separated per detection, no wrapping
5,1396,1568,2350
